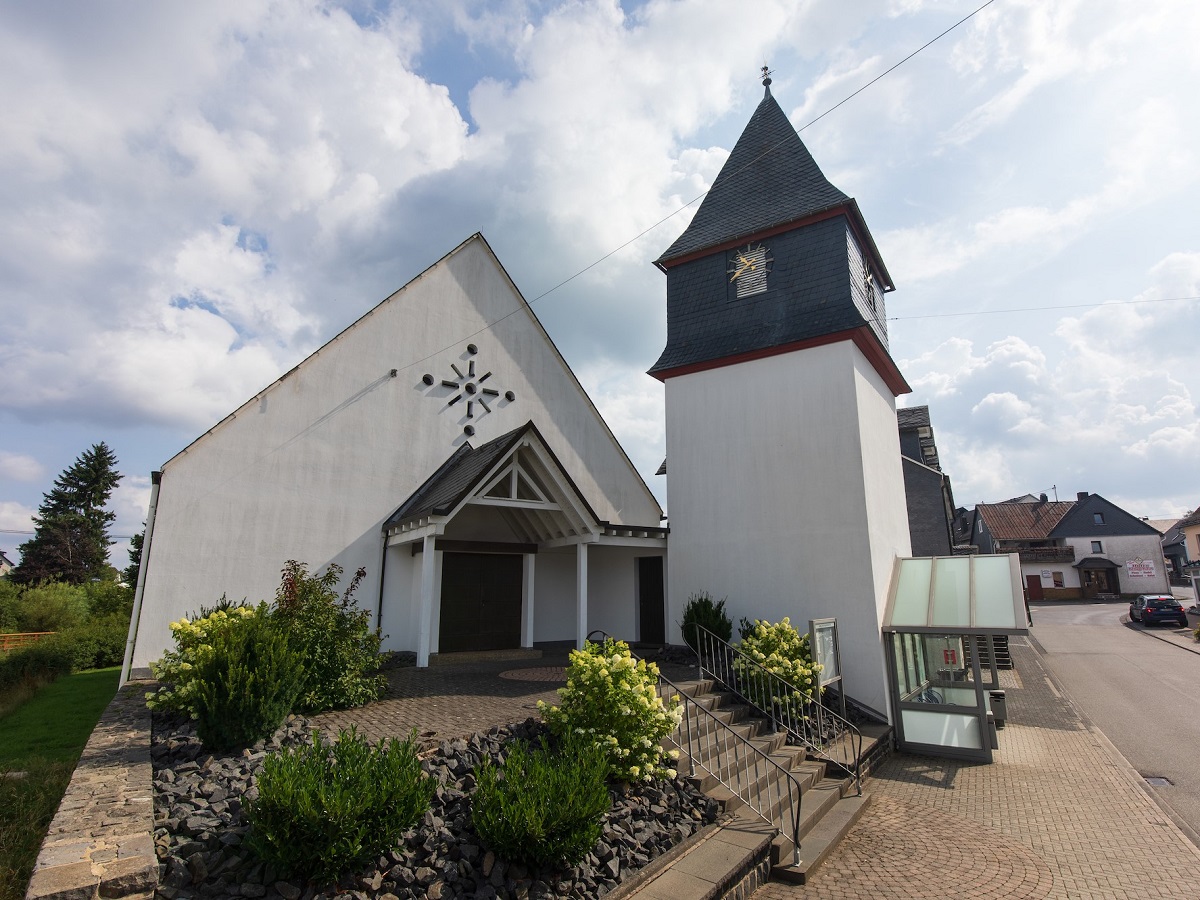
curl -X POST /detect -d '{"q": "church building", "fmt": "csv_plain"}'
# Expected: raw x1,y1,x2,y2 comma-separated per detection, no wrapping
125,77,927,717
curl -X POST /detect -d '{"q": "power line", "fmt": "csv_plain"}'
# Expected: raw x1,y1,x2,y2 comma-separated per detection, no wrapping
98,2,1008,516
526,0,1000,307
888,295,1200,322
0,528,138,539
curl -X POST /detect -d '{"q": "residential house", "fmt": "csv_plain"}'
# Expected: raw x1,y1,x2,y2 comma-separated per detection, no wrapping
896,406,956,557
1150,517,1187,581
1176,506,1200,574
972,492,1170,599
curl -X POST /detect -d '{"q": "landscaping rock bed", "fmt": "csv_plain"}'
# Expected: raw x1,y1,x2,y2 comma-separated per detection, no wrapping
151,712,718,899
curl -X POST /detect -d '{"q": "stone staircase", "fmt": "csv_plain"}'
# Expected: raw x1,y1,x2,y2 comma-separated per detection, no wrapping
617,677,891,899
969,634,1013,669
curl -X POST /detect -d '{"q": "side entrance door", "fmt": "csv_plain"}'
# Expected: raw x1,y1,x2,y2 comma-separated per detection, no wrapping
638,556,665,645
439,552,523,653
1025,574,1044,602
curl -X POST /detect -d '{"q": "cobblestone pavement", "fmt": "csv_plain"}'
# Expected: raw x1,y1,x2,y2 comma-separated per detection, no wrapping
754,637,1200,900
310,654,571,746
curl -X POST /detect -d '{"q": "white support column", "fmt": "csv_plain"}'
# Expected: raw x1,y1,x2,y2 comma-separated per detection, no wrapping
522,553,536,648
416,535,437,667
576,542,589,649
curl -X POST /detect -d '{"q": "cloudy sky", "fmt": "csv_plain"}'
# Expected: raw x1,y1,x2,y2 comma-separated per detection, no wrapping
2,0,1198,566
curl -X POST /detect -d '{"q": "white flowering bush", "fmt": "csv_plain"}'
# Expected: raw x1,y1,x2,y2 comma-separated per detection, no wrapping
146,604,259,716
733,617,822,712
538,638,683,783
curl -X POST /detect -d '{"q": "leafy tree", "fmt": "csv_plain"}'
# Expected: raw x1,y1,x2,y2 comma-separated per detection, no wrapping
123,526,144,589
11,443,122,586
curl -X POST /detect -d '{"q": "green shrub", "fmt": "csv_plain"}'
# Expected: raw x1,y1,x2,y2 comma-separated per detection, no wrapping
42,615,128,671
270,561,384,714
679,592,732,651
11,582,89,633
246,727,433,884
146,604,259,716
539,638,682,782
0,642,74,698
734,617,821,712
0,579,20,633
472,733,611,868
83,579,133,621
191,613,306,751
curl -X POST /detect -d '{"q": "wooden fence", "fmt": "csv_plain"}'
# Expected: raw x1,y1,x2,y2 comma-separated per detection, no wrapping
0,632,57,652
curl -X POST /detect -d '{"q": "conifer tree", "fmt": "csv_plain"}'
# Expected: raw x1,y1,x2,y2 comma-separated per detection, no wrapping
12,443,122,585
124,526,144,589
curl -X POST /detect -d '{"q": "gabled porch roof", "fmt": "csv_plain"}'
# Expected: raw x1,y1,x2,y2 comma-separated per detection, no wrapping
384,421,666,547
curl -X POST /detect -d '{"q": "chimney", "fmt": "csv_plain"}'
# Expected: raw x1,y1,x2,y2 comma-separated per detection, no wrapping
1077,491,1088,501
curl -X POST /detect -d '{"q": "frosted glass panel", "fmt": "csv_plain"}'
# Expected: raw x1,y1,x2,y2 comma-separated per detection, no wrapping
891,558,932,626
973,555,1019,628
931,557,971,628
902,709,983,749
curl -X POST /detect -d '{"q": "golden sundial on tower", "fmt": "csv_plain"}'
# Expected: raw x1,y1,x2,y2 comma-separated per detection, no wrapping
421,344,515,437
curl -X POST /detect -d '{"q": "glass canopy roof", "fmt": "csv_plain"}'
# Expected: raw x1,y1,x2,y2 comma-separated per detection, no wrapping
883,554,1029,634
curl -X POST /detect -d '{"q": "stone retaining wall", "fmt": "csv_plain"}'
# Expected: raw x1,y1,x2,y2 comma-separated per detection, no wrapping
25,682,158,900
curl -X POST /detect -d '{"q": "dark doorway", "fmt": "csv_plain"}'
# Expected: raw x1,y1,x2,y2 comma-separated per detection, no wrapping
637,556,665,645
439,552,523,652
1080,566,1118,598
1025,574,1044,602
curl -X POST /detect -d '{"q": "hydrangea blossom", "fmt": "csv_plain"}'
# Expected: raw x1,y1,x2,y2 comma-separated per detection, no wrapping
539,638,682,782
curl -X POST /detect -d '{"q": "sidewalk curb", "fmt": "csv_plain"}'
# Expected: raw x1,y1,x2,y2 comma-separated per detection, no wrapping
1021,635,1200,856
1128,617,1200,656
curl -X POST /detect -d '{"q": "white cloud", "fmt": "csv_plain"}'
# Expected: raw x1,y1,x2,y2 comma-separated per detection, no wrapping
0,500,34,535
0,452,43,482
0,0,1197,525
575,358,666,502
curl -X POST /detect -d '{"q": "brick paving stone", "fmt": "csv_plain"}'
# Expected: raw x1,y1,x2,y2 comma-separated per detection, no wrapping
754,637,1200,900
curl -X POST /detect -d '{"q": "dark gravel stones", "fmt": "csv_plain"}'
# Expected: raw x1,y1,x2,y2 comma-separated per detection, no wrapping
151,714,718,899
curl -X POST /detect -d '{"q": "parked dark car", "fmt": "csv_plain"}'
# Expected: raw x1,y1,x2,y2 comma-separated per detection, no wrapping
1129,594,1187,627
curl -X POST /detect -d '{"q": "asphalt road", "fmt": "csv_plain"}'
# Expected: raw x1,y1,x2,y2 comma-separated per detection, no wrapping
1028,598,1200,844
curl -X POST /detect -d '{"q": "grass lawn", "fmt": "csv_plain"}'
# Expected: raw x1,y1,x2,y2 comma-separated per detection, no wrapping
0,667,120,900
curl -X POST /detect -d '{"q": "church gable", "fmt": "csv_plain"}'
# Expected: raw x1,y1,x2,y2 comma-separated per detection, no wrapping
130,233,661,668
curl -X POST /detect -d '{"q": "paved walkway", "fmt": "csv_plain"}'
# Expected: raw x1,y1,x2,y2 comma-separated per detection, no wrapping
314,636,1200,898
755,636,1200,900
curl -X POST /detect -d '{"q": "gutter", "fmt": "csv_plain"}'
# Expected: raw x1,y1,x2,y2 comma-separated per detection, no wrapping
120,470,161,687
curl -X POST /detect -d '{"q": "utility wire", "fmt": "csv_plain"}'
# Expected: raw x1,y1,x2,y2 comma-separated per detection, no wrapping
889,295,1200,322
527,0,1000,307
104,1,1007,516
388,0,1003,378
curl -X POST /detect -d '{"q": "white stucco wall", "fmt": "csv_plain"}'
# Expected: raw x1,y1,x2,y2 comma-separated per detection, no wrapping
663,339,910,714
131,236,661,668
1062,534,1171,594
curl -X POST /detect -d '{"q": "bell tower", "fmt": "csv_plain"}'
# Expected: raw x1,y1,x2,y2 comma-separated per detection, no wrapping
652,72,912,713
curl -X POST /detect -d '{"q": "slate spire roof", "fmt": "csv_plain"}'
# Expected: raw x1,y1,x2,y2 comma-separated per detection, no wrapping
656,84,851,266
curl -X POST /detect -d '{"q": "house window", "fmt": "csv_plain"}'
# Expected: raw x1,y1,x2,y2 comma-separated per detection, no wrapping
1093,513,1105,525
1052,571,1064,588
1091,541,1103,554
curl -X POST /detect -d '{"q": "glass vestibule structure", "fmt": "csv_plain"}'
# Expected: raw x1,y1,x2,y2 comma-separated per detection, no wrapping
883,554,1029,763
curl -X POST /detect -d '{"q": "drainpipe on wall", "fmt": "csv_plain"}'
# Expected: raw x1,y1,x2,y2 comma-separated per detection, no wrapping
375,531,389,633
120,470,162,688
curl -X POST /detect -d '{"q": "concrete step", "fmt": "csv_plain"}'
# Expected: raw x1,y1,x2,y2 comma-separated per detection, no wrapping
649,674,885,891
772,792,874,884
615,811,775,900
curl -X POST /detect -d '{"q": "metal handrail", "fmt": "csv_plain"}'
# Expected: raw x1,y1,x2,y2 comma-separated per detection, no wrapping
687,623,863,795
583,631,803,865
656,667,803,866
